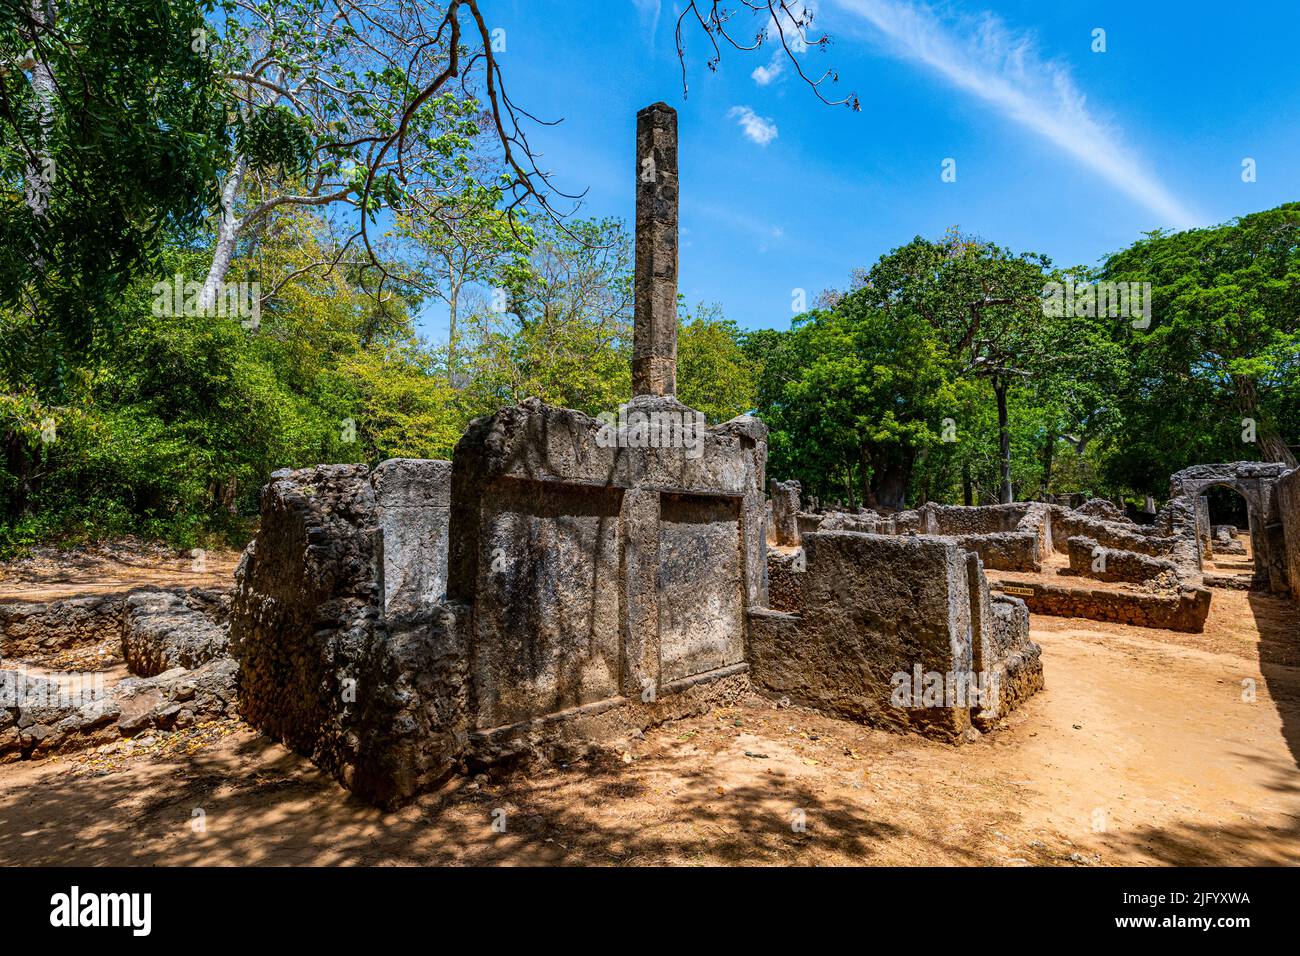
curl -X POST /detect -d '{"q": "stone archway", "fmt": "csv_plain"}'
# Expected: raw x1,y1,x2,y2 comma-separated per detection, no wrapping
1169,462,1290,592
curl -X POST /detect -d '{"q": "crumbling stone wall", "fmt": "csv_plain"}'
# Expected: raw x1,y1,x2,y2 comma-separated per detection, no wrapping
768,478,801,547
121,588,230,676
448,396,767,760
0,595,124,658
1049,506,1192,573
1064,536,1182,586
1,654,238,763
811,501,1052,572
1074,498,1130,522
996,580,1211,632
942,531,1041,572
749,532,1042,742
986,596,1043,719
1277,468,1300,602
1169,461,1291,591
766,550,803,612
230,461,465,808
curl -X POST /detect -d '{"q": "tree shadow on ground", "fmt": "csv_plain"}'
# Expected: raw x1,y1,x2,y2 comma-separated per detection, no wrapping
1105,758,1300,866
0,729,1022,866
1249,591,1300,771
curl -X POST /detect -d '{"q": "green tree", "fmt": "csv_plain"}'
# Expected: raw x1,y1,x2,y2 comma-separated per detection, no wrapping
856,230,1051,503
1102,203,1300,468
676,303,757,423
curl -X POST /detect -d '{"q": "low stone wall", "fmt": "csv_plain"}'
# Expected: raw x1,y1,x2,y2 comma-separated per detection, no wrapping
749,532,1042,742
1064,536,1181,585
1278,468,1300,602
1049,508,1184,559
984,596,1044,723
120,588,230,676
1210,525,1246,556
0,595,124,658
944,531,1041,572
921,502,1035,535
795,512,823,537
1,658,238,762
993,580,1211,632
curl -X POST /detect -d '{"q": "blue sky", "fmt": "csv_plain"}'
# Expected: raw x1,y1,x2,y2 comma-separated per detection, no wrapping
416,0,1300,340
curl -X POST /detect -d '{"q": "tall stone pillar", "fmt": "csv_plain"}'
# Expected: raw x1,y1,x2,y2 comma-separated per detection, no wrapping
633,102,678,398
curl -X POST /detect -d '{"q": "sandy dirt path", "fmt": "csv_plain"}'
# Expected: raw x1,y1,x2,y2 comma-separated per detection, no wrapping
2,582,1296,866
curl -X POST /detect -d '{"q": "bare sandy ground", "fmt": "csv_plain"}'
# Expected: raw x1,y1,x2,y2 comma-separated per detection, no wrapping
2,569,1296,866
0,540,241,603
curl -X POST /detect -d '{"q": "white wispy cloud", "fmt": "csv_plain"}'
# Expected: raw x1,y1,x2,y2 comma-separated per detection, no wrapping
833,0,1200,228
631,0,661,37
729,105,779,146
752,54,784,86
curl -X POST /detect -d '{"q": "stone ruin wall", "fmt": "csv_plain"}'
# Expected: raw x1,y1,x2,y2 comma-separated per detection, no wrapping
750,531,1043,740
446,397,767,764
224,99,1049,806
1277,467,1300,602
768,478,801,547
2,586,237,762
781,488,1218,632
1169,461,1292,592
1064,535,1182,586
230,400,770,807
999,579,1211,632
229,460,463,808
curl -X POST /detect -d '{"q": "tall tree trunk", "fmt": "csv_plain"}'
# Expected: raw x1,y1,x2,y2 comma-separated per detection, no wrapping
3,432,34,519
447,275,463,387
962,462,974,506
994,377,1013,504
199,154,249,312
859,446,874,509
24,0,56,258
1041,431,1056,497
868,445,914,512
1234,375,1297,467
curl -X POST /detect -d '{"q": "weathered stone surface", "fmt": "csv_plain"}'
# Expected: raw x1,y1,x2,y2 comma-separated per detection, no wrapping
372,457,451,614
229,464,390,793
115,658,239,732
1210,524,1246,556
1277,468,1300,602
0,669,119,761
449,395,767,748
0,594,123,658
0,654,239,762
230,463,471,807
769,478,801,547
633,102,679,398
995,579,1211,632
766,549,803,613
120,588,230,677
1050,506,1188,563
1169,461,1292,591
1075,498,1130,523
750,532,979,741
979,595,1043,725
1064,535,1182,586
941,531,1041,572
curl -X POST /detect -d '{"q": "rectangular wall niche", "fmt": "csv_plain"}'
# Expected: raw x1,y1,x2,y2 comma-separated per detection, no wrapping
657,492,745,683
472,479,624,729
